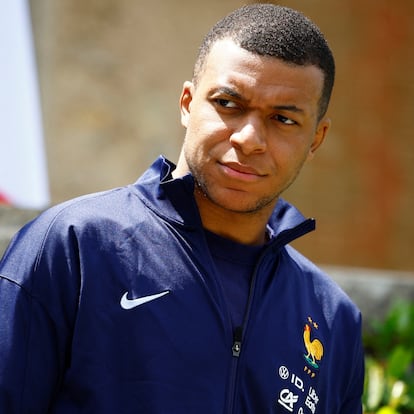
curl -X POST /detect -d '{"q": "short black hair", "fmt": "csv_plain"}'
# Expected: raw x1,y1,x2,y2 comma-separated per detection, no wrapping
193,3,335,119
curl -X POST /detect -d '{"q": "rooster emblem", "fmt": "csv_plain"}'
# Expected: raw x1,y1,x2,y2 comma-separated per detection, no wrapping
303,323,324,369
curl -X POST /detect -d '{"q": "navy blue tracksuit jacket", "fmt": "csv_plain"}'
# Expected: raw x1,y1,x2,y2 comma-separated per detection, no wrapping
0,156,364,413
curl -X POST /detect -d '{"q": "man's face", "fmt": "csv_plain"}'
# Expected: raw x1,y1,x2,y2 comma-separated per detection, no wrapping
177,39,330,216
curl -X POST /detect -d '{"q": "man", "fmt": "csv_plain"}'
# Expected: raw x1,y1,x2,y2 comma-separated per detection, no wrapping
0,4,364,413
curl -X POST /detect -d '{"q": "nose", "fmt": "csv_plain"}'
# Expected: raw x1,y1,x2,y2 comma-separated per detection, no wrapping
229,115,267,155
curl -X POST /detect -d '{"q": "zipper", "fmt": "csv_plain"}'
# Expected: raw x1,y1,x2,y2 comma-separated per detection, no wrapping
232,326,243,357
226,249,265,413
226,218,315,413
227,330,241,414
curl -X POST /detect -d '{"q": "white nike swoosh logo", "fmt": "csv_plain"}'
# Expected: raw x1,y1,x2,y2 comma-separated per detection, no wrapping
120,290,170,310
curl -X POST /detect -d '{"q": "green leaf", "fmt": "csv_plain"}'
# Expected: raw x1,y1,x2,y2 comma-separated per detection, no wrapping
364,358,385,410
388,380,407,408
387,346,413,379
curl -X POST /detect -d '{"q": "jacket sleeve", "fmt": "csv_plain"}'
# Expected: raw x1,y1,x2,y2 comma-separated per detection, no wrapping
0,212,80,413
339,317,365,414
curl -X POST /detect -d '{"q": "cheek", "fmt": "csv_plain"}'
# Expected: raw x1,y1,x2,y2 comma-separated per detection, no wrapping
268,138,311,170
186,114,229,148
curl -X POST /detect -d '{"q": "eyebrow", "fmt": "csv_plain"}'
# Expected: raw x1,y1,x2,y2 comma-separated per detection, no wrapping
212,86,305,114
212,86,243,100
272,105,304,114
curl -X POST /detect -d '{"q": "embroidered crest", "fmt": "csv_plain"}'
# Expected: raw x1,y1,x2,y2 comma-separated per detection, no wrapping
303,317,324,376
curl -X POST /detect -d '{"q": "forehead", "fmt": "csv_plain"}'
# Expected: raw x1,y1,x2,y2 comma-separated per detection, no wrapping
198,39,324,108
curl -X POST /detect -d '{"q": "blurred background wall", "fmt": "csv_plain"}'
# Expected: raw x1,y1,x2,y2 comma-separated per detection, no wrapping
18,0,414,272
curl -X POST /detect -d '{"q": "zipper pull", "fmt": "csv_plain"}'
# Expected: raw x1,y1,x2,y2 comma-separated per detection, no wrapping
232,327,243,357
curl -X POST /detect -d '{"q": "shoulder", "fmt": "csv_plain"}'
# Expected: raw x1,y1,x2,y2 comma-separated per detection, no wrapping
0,185,143,283
41,185,137,226
23,184,145,238
282,245,361,323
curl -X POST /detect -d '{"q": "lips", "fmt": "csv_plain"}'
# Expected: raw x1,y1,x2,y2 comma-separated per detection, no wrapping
219,161,265,181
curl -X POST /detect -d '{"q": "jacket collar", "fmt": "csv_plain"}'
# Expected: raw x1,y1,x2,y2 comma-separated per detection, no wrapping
134,156,315,245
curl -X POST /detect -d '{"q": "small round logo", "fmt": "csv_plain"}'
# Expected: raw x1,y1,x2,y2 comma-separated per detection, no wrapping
279,365,289,380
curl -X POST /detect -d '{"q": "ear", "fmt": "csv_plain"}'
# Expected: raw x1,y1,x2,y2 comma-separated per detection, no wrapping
307,117,331,161
180,81,194,128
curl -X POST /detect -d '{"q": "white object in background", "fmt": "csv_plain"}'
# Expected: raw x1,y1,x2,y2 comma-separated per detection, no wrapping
0,0,49,209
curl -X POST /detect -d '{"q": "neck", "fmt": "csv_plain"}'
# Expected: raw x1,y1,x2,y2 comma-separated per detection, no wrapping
194,188,274,246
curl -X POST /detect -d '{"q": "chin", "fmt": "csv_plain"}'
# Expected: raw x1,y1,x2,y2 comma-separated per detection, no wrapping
210,191,277,215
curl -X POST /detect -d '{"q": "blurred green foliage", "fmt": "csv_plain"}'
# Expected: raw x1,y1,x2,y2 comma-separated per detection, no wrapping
363,300,414,414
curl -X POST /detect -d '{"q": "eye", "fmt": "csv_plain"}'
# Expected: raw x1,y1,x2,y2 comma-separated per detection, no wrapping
275,114,296,125
215,99,238,109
